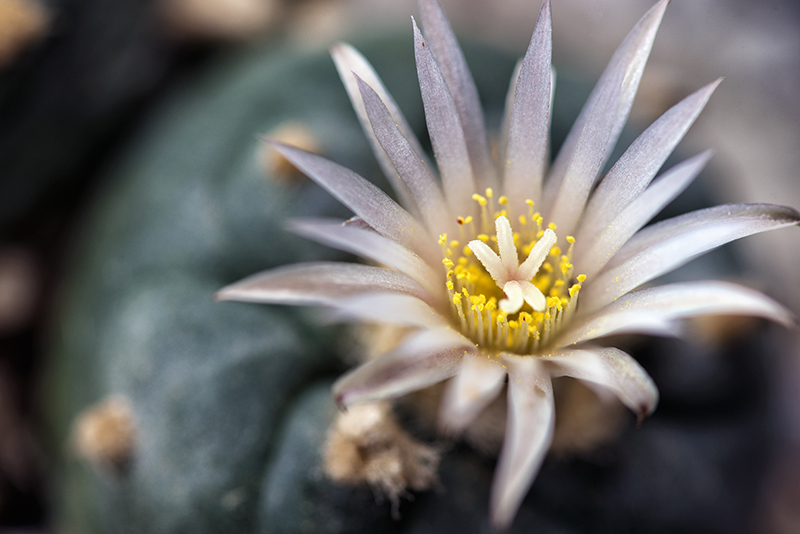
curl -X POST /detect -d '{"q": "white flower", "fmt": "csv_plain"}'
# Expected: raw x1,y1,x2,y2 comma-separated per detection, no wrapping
216,0,798,529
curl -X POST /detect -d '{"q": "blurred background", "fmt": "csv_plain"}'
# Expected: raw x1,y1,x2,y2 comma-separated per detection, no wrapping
1,0,799,531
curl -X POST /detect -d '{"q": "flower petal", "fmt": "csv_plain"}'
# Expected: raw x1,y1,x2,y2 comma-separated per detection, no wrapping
333,326,474,408
502,0,552,214
331,42,424,211
439,352,506,433
544,347,658,419
544,62,623,235
288,218,444,300
543,0,668,217
215,262,432,306
574,150,712,279
356,76,454,236
582,204,800,312
413,18,477,216
267,141,439,263
559,280,795,346
491,354,554,531
327,292,449,327
577,79,721,245
418,0,496,190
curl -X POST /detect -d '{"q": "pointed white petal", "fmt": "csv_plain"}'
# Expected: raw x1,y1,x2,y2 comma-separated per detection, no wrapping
439,353,506,433
558,281,795,346
500,280,525,314
582,204,800,312
544,0,669,213
215,262,430,305
498,59,523,176
517,228,557,281
469,239,506,284
268,142,439,264
520,281,547,312
490,354,554,531
544,347,658,419
413,19,477,216
502,0,552,214
333,327,475,408
495,215,519,273
356,76,454,236
575,151,711,279
418,0,496,190
545,64,623,235
331,42,424,210
577,79,722,245
289,218,444,300
328,292,449,327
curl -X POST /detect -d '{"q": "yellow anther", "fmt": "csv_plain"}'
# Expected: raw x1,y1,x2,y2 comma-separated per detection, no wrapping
498,196,509,205
569,283,581,297
458,257,468,265
548,222,557,230
463,246,472,256
443,258,454,268
542,263,553,273
457,217,466,225
525,199,535,207
553,279,565,287
453,293,462,305
485,301,497,311
508,320,519,329
465,216,473,224
536,230,545,238
561,262,573,275
462,288,470,299
485,188,494,198
477,234,489,242
550,246,561,257
546,297,559,308
518,215,527,226
446,269,454,278
472,193,488,206
566,236,575,244
577,274,587,282
535,215,543,225
446,280,454,291
450,240,459,248
438,234,447,245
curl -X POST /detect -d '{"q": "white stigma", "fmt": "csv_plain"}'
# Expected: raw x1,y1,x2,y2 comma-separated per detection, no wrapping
468,216,557,314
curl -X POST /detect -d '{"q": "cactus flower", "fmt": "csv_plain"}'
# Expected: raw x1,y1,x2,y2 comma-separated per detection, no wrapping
217,0,798,529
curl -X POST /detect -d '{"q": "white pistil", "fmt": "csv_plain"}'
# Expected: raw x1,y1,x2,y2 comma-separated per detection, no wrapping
468,215,557,314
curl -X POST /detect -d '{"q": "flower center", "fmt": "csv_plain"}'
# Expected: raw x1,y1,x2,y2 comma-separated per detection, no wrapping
439,189,586,355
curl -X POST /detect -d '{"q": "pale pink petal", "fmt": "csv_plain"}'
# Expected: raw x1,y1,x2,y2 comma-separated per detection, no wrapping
331,42,424,210
577,79,721,245
502,0,551,214
418,0,496,190
544,347,658,419
438,352,507,433
356,76,454,236
558,281,795,346
268,141,439,264
497,59,522,175
491,354,554,531
544,64,623,236
214,262,430,305
327,292,449,327
288,218,444,301
575,151,712,279
332,326,475,408
543,0,669,213
582,204,800,312
413,19,477,216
